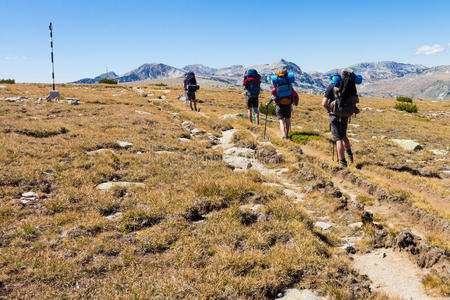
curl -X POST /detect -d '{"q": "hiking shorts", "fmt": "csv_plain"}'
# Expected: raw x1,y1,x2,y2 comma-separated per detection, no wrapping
276,104,292,119
185,91,196,102
246,96,259,109
330,115,349,141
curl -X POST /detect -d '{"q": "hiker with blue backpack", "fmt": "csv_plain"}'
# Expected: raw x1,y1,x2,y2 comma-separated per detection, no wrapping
322,69,362,167
184,71,200,111
243,69,262,125
266,68,299,139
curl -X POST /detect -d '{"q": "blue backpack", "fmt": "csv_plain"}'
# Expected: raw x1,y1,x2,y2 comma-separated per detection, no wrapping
185,71,199,92
245,69,261,97
270,72,296,105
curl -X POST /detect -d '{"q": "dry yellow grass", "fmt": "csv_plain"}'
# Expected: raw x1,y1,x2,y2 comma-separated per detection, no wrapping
0,83,448,298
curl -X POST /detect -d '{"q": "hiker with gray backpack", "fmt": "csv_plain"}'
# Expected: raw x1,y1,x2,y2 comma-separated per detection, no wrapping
243,69,262,125
322,69,362,167
184,71,200,111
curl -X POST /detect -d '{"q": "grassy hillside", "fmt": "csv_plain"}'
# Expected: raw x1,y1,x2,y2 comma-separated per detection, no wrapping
0,83,448,298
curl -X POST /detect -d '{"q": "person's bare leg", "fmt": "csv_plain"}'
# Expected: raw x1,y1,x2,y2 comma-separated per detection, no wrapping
342,136,351,150
279,119,285,137
248,109,253,123
336,140,345,160
194,101,198,111
189,100,193,111
255,113,259,125
342,136,353,163
286,118,291,136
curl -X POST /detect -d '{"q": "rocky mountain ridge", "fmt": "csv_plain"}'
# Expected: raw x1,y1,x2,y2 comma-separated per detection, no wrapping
73,60,450,100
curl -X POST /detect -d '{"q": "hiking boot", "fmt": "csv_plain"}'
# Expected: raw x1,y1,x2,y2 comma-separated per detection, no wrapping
346,150,354,164
348,154,354,164
339,159,348,167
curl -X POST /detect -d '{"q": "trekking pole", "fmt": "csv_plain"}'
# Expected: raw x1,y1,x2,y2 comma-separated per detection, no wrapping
263,104,268,140
332,140,335,161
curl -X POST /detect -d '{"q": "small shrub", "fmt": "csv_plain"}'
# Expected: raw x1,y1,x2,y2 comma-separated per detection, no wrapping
396,96,413,103
98,78,118,84
155,83,167,87
422,274,450,297
395,102,418,113
0,79,15,84
288,131,320,144
259,102,276,116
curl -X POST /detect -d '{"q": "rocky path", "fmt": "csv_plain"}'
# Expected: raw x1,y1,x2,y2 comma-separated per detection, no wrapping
175,105,448,299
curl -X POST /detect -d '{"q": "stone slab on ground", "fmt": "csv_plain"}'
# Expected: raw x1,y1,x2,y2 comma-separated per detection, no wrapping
96,182,145,191
117,141,133,149
277,288,325,300
314,221,333,230
391,139,423,151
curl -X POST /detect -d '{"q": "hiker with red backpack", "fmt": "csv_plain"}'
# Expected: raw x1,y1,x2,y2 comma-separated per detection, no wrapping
322,69,362,167
243,69,262,125
266,68,299,139
184,71,200,111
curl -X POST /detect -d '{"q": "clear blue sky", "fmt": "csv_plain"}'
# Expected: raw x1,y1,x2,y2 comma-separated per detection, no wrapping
1,0,449,83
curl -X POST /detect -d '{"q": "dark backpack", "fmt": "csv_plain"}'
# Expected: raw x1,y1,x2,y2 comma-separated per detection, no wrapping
186,72,199,92
330,70,358,117
247,69,260,79
246,80,260,97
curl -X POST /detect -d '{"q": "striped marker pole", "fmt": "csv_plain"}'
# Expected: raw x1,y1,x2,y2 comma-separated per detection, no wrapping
49,22,55,90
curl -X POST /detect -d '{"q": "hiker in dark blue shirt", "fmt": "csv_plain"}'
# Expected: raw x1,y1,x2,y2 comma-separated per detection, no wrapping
322,71,359,166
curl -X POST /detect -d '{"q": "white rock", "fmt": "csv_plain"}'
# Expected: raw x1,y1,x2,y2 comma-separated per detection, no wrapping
117,141,133,149
172,113,178,118
223,147,255,157
429,149,448,156
219,114,237,120
87,149,116,155
362,107,373,111
191,128,206,136
22,191,38,198
391,139,422,151
179,138,191,142
135,110,151,115
349,222,363,229
350,124,360,128
96,182,145,191
66,98,79,105
314,221,333,230
158,95,166,100
181,121,194,129
105,212,123,221
277,288,325,300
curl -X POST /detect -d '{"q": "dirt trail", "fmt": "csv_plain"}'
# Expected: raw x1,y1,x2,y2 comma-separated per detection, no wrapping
181,107,445,299
354,249,442,300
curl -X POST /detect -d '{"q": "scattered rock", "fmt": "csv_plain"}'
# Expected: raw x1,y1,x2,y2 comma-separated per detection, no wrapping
429,149,448,156
361,211,373,225
219,114,237,120
224,147,255,157
191,128,206,136
96,182,145,191
393,230,417,250
158,95,166,100
277,288,325,300
172,113,178,118
177,95,186,101
87,149,116,155
391,139,423,151
105,212,123,221
135,110,151,115
117,141,133,149
181,121,194,130
349,222,363,229
314,221,333,230
67,98,79,105
362,107,373,111
417,247,444,268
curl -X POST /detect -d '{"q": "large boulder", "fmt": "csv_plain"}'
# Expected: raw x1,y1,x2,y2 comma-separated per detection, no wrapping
391,139,423,151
